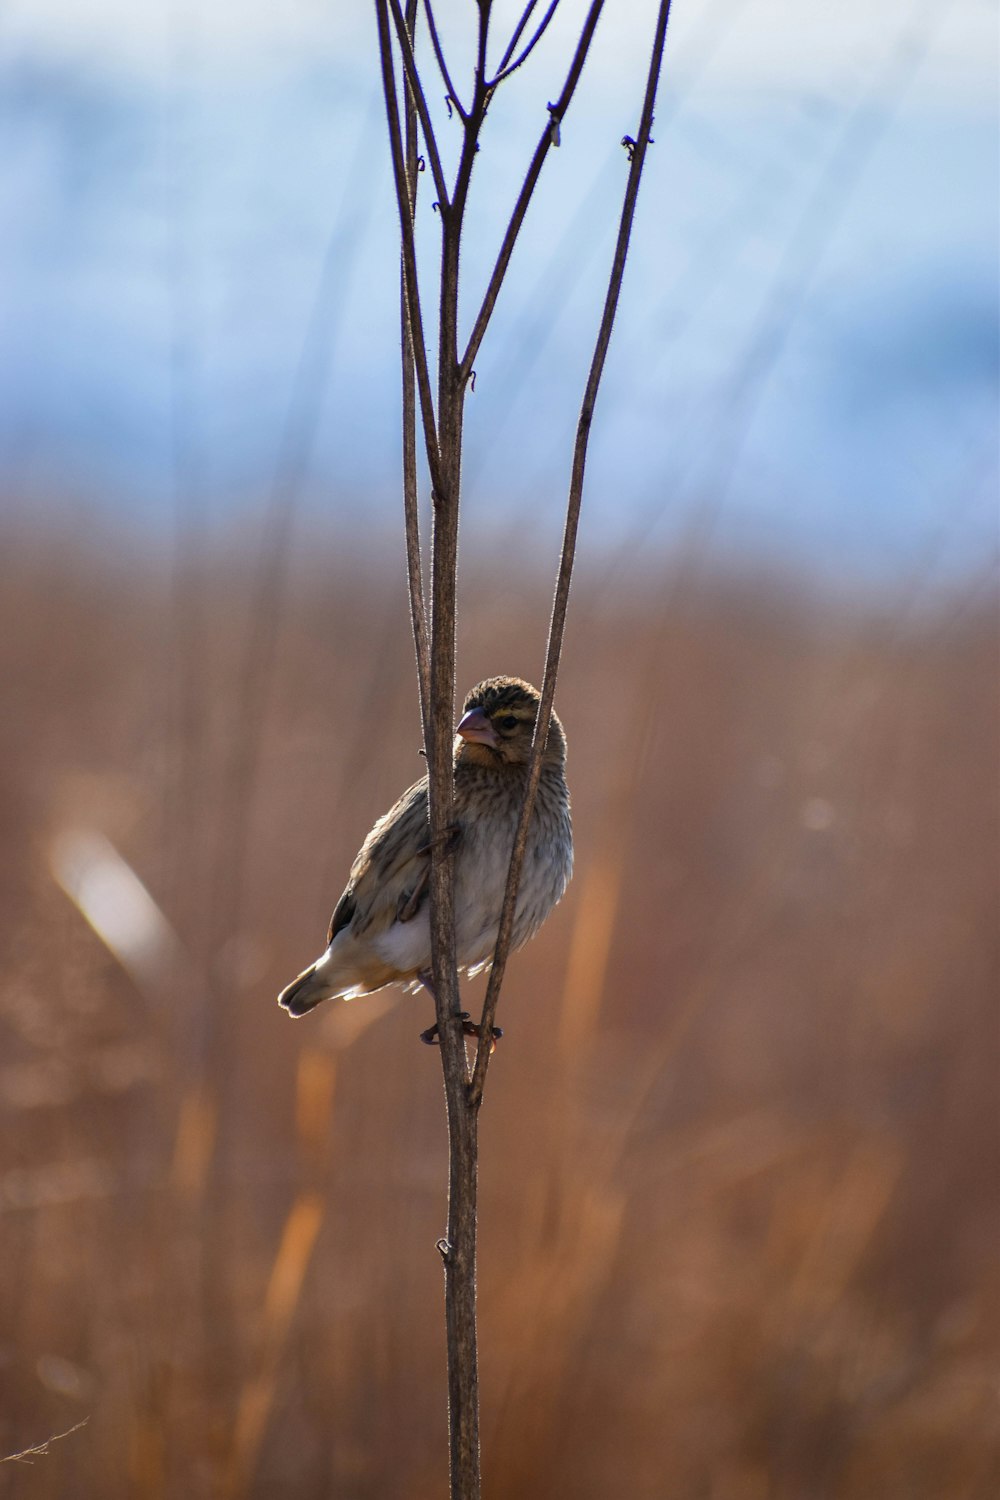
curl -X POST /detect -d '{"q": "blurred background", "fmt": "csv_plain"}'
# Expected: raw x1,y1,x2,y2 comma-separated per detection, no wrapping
1,0,997,1495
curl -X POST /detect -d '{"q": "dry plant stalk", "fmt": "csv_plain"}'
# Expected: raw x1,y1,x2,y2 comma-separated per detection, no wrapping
374,2,675,1493
1,1419,89,1466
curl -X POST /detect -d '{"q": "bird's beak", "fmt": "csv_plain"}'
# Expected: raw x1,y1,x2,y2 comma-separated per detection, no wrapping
456,707,499,748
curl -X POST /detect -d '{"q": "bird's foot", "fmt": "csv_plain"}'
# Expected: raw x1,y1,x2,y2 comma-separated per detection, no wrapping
420,1012,503,1050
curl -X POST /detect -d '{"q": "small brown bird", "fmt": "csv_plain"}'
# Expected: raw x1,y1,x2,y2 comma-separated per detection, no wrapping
277,676,572,1034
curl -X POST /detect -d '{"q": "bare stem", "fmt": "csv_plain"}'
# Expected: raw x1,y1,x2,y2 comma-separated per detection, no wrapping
387,0,451,210
400,0,430,729
2,1420,89,1466
460,0,606,381
488,0,562,88
425,0,469,119
470,0,676,1106
374,0,443,494
422,9,495,1498
494,0,542,74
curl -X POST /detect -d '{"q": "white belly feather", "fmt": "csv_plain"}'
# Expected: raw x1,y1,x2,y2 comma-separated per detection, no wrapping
373,795,571,979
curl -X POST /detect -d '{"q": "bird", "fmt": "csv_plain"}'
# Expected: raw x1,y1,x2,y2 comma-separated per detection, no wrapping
277,676,573,1039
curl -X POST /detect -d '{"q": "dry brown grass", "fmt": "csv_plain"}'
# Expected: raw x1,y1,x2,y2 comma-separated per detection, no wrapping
0,517,996,1497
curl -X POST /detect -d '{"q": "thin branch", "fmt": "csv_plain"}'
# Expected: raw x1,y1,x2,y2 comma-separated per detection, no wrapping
386,0,451,211
424,0,495,1062
459,0,605,382
445,0,495,230
420,11,499,1497
401,0,431,728
475,0,492,96
2,1420,89,1465
470,0,675,1105
494,0,541,74
488,0,562,88
425,0,469,120
374,0,444,496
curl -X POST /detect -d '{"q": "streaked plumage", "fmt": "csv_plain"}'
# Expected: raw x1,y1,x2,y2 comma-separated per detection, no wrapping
278,676,573,1018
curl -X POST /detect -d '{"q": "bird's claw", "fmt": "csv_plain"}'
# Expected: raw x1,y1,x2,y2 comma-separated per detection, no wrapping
420,1011,471,1045
420,1012,503,1051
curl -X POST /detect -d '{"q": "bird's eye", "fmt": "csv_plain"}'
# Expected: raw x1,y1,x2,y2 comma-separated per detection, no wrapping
498,714,520,731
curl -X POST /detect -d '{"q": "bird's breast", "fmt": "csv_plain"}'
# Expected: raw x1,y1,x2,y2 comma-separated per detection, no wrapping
452,773,572,967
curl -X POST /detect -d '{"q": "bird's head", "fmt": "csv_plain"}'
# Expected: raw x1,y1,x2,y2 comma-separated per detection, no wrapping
454,676,566,771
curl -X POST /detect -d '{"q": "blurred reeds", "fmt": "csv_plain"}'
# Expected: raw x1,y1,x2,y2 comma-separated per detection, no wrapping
0,518,996,1498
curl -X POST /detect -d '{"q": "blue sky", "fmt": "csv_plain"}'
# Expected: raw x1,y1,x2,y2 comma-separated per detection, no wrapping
0,0,996,582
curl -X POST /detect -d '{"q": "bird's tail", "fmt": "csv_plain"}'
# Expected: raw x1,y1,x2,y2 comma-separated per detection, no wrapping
278,961,334,1017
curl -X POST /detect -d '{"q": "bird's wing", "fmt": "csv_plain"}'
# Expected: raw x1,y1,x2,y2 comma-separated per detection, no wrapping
326,888,357,945
329,775,431,943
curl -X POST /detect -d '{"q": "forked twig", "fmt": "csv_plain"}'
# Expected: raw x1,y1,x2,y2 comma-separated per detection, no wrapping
494,0,542,74
470,0,676,1105
460,0,606,381
488,0,562,87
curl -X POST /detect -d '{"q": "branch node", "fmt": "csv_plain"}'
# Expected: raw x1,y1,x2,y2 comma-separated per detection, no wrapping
436,1236,454,1263
621,134,636,160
